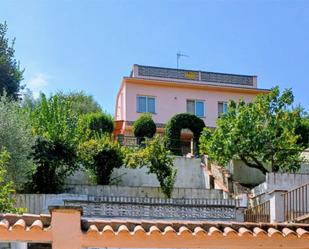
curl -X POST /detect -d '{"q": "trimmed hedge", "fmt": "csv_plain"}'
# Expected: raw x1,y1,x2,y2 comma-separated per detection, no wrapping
165,113,205,155
133,113,156,139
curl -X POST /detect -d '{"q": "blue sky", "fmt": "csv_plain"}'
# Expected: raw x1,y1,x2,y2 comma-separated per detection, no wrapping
1,0,309,114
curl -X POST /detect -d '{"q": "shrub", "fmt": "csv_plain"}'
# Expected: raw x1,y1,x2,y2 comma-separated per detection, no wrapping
0,149,26,213
78,112,114,140
78,135,124,185
125,135,177,198
133,113,156,140
28,137,77,193
0,94,34,190
165,113,205,155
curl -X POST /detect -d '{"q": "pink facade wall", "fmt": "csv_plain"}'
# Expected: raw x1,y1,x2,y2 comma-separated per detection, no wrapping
123,82,258,127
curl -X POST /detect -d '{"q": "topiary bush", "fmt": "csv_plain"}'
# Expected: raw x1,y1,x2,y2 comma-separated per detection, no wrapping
165,113,205,155
133,113,156,142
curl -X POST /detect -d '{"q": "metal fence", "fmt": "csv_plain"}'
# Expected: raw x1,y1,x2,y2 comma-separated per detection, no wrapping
117,135,197,155
244,201,270,223
283,183,309,223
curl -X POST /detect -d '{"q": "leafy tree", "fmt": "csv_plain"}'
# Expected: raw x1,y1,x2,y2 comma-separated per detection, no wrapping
28,93,80,192
0,149,26,213
30,93,79,145
56,91,102,115
199,87,305,174
295,112,309,149
78,135,124,185
0,22,24,100
125,135,177,198
0,94,34,190
29,137,77,193
78,112,114,140
133,113,156,142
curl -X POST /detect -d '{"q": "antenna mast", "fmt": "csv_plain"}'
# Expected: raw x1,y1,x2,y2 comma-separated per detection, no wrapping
176,51,189,69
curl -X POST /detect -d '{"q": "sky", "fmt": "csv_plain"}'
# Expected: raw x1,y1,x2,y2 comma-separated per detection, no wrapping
1,0,309,114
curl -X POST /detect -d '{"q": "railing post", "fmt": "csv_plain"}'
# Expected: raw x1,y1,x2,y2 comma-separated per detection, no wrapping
269,190,288,223
49,206,83,249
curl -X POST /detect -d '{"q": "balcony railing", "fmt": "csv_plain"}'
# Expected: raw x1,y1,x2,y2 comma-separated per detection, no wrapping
117,135,197,155
283,183,309,223
244,201,270,223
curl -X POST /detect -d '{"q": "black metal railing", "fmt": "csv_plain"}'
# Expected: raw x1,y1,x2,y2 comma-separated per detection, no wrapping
244,201,270,223
283,183,309,223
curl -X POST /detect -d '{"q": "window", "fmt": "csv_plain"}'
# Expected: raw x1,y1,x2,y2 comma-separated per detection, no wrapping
186,100,205,117
218,102,228,116
137,96,156,113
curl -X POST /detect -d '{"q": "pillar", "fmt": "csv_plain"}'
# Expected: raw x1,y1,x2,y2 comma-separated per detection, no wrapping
49,206,83,249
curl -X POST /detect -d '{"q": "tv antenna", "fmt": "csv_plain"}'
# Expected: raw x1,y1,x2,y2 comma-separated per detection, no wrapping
176,51,189,69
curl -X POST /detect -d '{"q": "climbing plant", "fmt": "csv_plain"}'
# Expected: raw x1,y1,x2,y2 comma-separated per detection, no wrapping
165,113,205,155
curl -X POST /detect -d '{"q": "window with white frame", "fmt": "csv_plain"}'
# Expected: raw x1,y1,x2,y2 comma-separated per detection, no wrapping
218,101,228,116
137,95,156,113
186,100,205,117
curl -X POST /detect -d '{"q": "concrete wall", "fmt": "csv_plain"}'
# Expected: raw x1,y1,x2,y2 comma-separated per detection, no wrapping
66,157,206,189
15,194,88,214
227,159,266,186
66,185,223,199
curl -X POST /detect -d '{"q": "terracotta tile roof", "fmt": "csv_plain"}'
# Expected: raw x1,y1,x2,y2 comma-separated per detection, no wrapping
81,218,309,238
0,212,309,239
0,213,51,230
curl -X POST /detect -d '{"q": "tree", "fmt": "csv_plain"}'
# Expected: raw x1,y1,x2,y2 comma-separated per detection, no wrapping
30,93,79,145
295,113,309,149
28,93,80,192
78,135,124,185
0,94,34,190
29,137,77,193
0,22,24,100
0,149,26,213
78,112,114,140
125,135,177,198
56,91,102,115
199,87,305,174
133,113,156,144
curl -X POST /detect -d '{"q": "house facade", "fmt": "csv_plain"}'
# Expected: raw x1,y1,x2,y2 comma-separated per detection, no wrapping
114,64,270,136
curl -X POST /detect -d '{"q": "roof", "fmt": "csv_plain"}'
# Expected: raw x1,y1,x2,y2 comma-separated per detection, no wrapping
132,64,259,88
1,213,309,238
124,76,270,94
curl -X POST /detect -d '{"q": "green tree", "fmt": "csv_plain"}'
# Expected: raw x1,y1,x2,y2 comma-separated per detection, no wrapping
0,94,34,190
56,91,102,115
0,22,24,100
295,112,309,149
0,149,26,213
199,87,305,174
30,93,79,144
133,113,156,142
29,137,77,193
78,135,124,185
28,93,80,193
78,112,114,140
125,135,177,198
